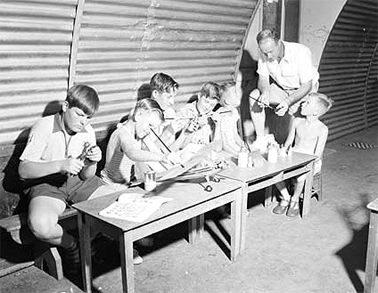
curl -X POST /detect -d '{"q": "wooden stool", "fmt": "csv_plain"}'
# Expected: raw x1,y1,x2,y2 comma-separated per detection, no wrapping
264,172,323,206
312,172,323,200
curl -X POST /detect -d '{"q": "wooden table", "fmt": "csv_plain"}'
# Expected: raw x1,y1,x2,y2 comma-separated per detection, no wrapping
364,198,378,293
73,178,242,293
219,152,316,253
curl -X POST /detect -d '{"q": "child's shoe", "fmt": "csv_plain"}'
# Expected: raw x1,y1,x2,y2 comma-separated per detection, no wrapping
272,199,289,215
286,200,300,217
133,249,143,265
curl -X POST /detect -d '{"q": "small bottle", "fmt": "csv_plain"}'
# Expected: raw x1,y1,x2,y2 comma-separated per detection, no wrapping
247,153,253,168
144,171,157,191
279,145,287,157
287,146,293,156
267,143,278,163
238,146,249,168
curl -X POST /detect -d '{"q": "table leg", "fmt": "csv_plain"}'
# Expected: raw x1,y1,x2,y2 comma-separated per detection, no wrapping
230,188,242,260
240,184,248,254
188,214,205,244
78,213,92,293
302,161,314,218
364,211,378,293
197,214,205,238
264,185,273,207
188,217,197,244
120,232,135,293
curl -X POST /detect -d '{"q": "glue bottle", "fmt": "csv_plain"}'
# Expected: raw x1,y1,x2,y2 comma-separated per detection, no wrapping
238,146,249,168
267,143,278,163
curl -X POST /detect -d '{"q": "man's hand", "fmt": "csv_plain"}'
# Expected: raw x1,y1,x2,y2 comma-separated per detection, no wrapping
275,100,289,116
62,158,84,175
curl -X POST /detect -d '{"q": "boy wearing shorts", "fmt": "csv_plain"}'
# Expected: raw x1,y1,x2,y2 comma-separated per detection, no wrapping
273,93,333,217
19,84,107,274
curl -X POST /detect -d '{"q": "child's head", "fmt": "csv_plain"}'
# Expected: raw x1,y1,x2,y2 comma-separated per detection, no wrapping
197,82,221,114
301,93,333,117
220,82,242,108
150,72,179,110
132,98,165,139
62,84,100,134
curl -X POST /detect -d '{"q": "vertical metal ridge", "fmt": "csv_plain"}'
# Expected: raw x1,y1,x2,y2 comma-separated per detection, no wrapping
69,0,86,88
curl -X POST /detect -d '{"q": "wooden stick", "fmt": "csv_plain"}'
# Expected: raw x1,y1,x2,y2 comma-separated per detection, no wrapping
165,110,232,120
249,95,275,110
150,128,185,168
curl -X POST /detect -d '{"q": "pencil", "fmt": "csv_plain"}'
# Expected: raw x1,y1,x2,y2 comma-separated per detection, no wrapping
150,128,185,168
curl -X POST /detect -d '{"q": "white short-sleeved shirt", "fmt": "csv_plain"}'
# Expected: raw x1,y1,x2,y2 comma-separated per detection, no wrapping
20,113,96,162
257,41,319,91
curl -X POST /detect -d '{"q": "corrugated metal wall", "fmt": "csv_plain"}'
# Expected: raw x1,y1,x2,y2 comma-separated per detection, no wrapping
0,0,78,145
0,0,257,146
75,0,257,138
318,0,378,141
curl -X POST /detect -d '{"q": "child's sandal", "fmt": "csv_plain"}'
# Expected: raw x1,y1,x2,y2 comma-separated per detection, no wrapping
272,198,290,215
286,200,300,217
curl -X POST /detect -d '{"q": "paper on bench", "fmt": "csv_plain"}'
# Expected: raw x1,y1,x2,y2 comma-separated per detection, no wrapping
99,193,173,222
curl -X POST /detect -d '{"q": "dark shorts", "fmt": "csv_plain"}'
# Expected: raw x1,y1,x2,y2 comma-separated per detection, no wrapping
28,174,104,205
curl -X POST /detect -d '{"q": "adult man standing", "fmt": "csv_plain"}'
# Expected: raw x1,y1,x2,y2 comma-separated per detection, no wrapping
249,28,319,151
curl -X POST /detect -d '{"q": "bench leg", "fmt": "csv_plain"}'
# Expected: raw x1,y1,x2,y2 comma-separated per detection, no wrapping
34,243,64,280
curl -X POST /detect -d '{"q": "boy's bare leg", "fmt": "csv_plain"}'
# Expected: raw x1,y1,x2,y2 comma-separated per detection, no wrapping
291,179,306,203
28,196,75,249
272,181,291,215
275,181,291,202
287,179,305,217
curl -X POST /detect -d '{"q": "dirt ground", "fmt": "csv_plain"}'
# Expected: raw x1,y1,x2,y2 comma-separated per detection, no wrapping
3,126,376,293
73,125,377,293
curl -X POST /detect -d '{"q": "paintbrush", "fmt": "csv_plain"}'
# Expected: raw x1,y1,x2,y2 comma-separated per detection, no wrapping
150,128,185,168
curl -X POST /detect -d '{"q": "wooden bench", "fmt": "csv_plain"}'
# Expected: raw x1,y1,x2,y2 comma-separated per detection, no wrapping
1,264,83,293
0,207,78,280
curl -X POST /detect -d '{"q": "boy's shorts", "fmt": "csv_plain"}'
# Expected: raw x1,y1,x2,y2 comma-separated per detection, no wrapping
28,174,105,204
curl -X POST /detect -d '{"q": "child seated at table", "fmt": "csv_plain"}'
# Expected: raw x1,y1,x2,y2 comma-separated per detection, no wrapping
273,92,333,217
172,81,222,146
18,84,111,277
101,98,182,264
213,78,265,167
101,98,181,187
213,81,244,156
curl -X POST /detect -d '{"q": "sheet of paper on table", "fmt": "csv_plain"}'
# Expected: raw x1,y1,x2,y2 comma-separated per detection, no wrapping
99,193,173,222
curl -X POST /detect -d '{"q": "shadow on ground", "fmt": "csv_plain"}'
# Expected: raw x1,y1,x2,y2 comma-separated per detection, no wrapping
335,193,371,293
